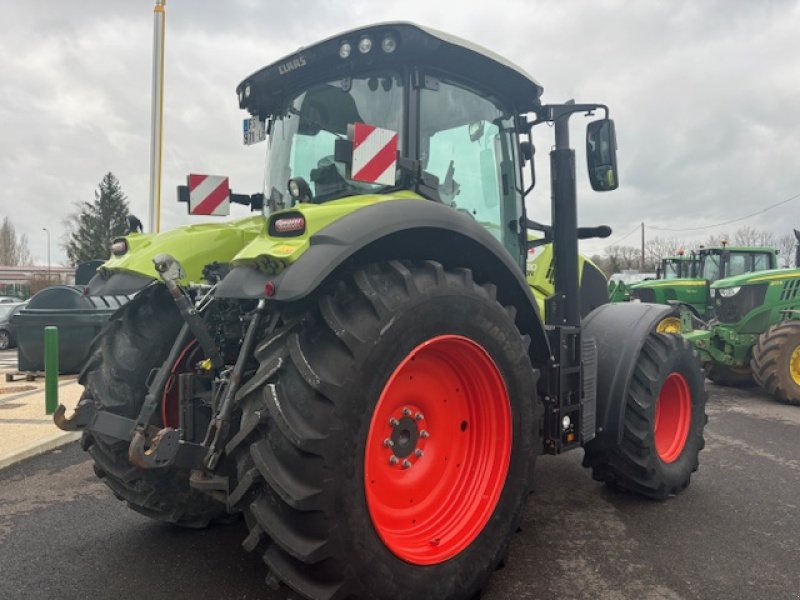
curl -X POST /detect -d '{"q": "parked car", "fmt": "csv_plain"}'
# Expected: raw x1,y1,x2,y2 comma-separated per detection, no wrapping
0,296,21,304
0,302,27,350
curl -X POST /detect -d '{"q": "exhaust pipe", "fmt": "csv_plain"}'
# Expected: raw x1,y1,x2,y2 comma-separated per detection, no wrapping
795,229,800,268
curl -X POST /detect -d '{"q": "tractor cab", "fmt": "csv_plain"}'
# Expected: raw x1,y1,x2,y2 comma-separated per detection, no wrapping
659,254,696,279
232,23,613,281
696,246,777,282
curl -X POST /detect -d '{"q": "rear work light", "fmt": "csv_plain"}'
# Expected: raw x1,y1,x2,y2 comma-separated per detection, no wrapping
269,212,306,237
110,239,128,255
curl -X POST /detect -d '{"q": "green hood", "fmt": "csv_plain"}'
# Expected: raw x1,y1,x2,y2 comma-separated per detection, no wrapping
100,216,264,285
711,267,800,289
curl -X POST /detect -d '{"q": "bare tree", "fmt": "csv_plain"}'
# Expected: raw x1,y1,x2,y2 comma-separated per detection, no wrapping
776,233,797,268
0,217,32,265
644,236,688,266
603,245,643,274
731,226,776,248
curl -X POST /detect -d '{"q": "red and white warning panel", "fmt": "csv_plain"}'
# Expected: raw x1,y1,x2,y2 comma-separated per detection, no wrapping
188,174,230,216
350,123,398,186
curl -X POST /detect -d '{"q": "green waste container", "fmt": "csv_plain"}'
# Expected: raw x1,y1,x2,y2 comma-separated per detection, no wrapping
12,285,131,374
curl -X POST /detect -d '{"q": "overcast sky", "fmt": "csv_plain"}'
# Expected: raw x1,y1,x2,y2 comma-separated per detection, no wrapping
1,0,799,266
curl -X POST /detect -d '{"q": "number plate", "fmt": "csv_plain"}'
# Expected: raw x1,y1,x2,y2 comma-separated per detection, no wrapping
243,117,266,145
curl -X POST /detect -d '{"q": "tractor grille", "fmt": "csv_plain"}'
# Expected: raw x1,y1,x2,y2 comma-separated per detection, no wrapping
631,288,656,303
714,283,768,324
780,279,800,301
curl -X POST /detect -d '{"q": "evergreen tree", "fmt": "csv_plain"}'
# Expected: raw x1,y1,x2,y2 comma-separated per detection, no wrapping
65,172,130,266
0,217,32,265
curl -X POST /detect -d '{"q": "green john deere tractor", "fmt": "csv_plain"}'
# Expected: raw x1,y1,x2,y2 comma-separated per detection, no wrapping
627,245,778,333
607,253,695,304
56,23,707,600
682,230,800,395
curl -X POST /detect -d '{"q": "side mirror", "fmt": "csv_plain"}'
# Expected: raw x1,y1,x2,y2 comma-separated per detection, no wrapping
520,140,535,190
586,119,618,191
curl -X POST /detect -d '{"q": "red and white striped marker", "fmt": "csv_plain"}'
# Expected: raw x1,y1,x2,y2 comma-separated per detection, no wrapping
188,174,230,216
350,123,398,186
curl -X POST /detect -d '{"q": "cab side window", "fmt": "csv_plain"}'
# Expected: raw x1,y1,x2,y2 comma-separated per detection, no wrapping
420,79,520,255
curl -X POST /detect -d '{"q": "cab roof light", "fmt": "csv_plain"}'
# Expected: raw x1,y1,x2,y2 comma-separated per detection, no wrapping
358,37,372,54
381,34,397,53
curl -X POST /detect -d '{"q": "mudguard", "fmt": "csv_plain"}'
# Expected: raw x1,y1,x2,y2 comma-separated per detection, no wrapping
581,301,675,452
217,199,553,362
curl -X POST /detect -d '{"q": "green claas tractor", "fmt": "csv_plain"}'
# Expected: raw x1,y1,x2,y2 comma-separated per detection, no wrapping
56,23,707,600
627,245,778,333
682,230,800,394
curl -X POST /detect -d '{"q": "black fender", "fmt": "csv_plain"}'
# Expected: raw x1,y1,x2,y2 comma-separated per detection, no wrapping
217,199,552,362
85,271,156,296
581,301,675,452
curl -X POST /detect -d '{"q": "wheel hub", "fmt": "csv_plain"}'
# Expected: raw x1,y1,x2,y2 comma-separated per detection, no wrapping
790,345,800,386
386,410,426,463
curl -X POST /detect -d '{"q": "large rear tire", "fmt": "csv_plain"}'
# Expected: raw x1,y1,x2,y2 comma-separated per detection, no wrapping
751,320,800,405
79,285,228,527
584,334,707,500
228,261,540,599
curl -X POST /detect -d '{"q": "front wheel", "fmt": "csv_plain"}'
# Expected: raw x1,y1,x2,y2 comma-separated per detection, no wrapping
228,261,540,599
79,285,228,527
584,333,707,500
705,363,754,387
751,320,800,405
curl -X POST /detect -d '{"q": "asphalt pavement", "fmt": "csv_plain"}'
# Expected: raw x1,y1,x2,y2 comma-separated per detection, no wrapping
1,382,799,600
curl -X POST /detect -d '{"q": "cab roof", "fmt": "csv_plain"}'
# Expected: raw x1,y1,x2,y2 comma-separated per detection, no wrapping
237,22,543,118
698,246,778,254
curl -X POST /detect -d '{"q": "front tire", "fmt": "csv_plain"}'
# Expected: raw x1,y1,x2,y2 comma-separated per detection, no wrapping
584,334,707,500
751,320,800,405
705,363,754,387
228,261,540,599
79,285,228,527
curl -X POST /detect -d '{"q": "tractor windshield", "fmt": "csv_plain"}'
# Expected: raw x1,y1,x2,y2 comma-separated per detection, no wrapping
264,72,404,210
663,260,681,279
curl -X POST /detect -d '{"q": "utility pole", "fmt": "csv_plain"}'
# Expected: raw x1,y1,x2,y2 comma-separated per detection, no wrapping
148,0,167,233
640,222,645,270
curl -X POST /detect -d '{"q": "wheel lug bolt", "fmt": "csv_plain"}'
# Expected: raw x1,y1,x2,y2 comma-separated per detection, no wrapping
415,412,424,421
389,456,399,465
383,438,394,448
415,449,424,458
402,407,412,416
420,430,430,438
389,418,399,427
402,459,412,469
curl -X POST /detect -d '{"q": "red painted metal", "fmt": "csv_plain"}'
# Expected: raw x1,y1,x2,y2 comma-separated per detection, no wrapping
161,340,199,427
364,335,512,565
654,372,691,463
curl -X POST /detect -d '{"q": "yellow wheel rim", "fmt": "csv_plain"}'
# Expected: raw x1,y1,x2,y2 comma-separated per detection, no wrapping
790,345,800,386
656,316,682,334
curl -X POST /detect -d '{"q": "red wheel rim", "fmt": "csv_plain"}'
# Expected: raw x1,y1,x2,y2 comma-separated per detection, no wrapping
654,372,691,463
161,340,200,428
364,335,512,565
